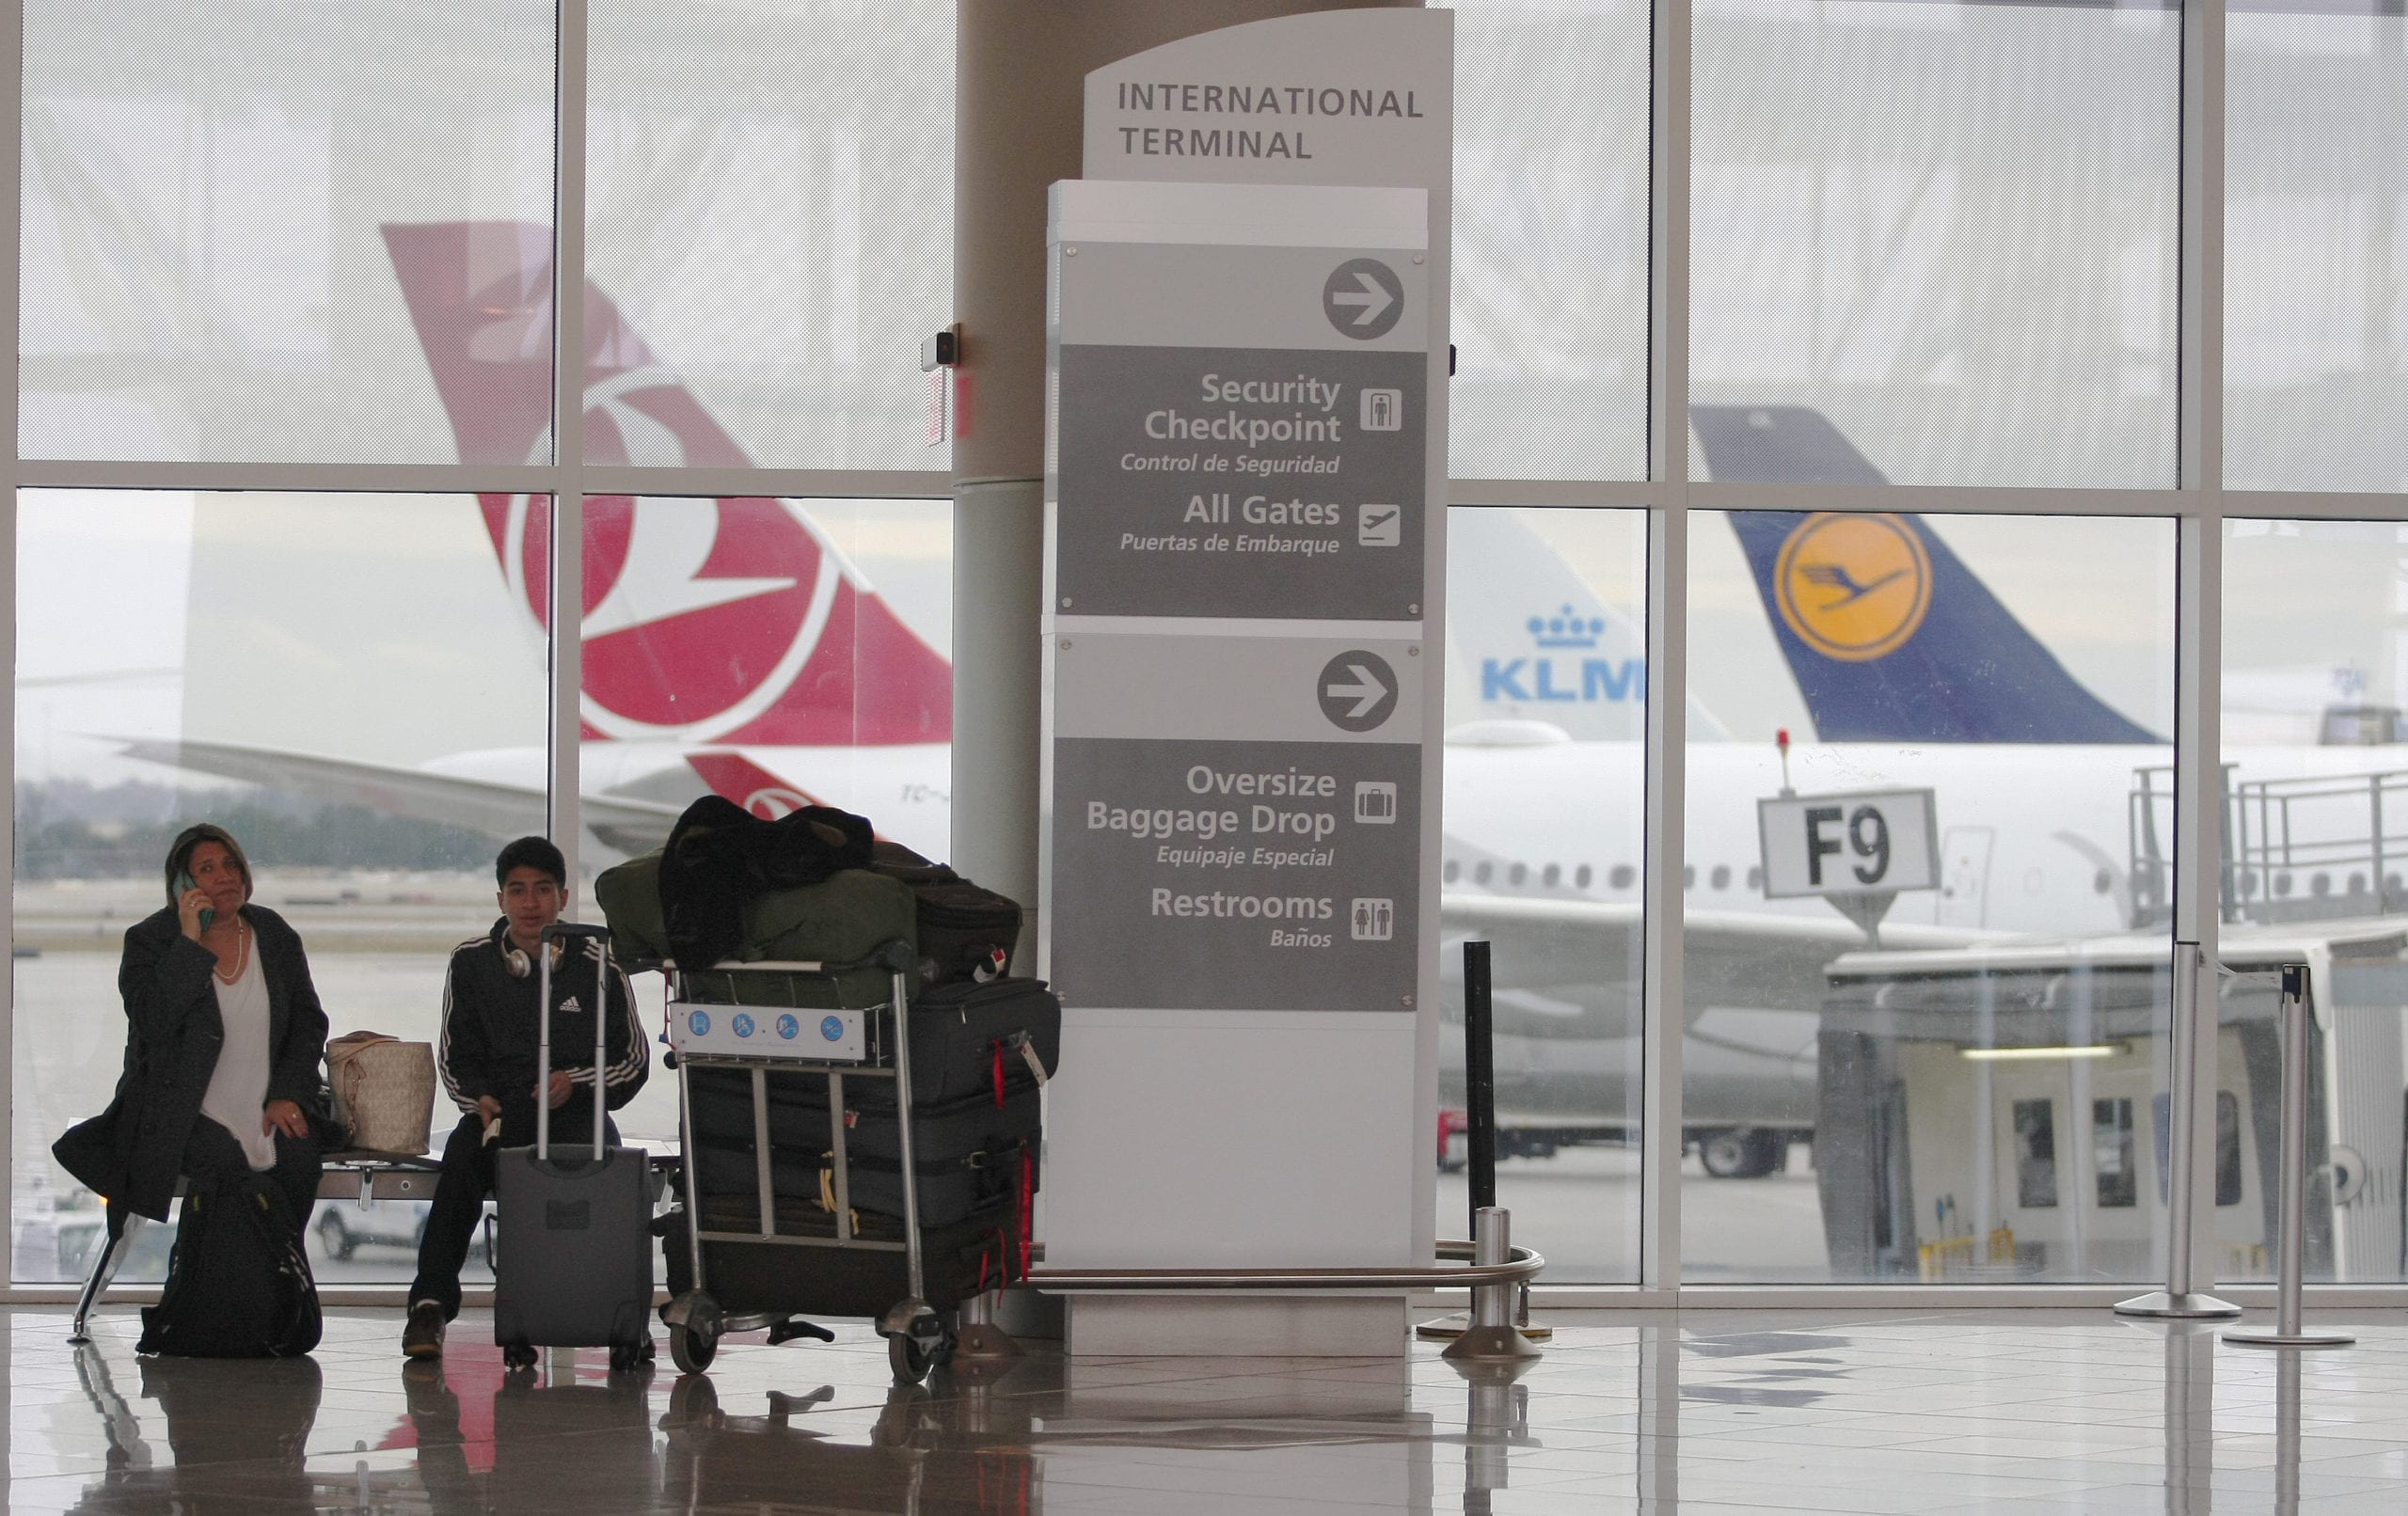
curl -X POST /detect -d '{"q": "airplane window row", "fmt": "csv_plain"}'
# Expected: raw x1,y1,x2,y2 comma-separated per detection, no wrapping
1439,859,1765,893
2227,869,2400,901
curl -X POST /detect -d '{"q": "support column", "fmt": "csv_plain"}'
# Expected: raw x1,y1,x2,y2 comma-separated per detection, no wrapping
948,0,1418,946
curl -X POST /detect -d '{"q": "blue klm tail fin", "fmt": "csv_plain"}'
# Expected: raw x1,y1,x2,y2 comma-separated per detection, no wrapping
1694,404,2162,745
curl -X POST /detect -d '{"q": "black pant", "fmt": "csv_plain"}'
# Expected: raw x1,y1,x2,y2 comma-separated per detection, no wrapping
410,1105,618,1318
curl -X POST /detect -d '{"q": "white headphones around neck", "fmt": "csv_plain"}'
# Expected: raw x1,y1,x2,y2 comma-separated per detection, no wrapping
502,939,565,979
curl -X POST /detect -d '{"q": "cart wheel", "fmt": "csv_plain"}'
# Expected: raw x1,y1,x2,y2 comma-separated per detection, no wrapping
888,1331,936,1384
609,1339,650,1374
670,1322,718,1374
501,1340,537,1372
886,1311,953,1385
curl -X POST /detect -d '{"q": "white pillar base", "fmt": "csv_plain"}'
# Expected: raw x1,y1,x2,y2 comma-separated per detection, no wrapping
1067,1295,1409,1357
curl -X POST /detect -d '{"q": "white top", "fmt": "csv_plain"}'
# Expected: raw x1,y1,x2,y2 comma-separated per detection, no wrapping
199,932,278,1172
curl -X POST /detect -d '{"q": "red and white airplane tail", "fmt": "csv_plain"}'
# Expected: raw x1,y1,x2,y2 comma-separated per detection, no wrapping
382,220,951,752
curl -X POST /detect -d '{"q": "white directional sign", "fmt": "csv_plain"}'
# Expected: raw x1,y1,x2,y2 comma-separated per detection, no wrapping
1757,788,1941,899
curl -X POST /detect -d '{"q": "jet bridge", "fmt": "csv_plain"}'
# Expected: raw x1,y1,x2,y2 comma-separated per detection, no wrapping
1814,922,2408,1284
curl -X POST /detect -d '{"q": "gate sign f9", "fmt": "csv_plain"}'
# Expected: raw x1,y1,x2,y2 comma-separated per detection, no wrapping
1757,788,1940,899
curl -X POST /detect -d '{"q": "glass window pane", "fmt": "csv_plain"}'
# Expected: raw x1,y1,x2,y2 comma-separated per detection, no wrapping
2013,1100,2060,1210
22,1,556,464
1444,1,1650,482
1684,510,2175,1282
2092,1098,2137,1208
2217,518,2408,1284
1437,505,1646,1283
586,2,954,472
2226,4,2408,493
574,496,953,1151
1692,0,2179,487
14,491,547,1284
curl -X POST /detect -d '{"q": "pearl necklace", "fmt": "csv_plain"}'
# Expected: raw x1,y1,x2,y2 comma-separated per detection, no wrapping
212,920,249,985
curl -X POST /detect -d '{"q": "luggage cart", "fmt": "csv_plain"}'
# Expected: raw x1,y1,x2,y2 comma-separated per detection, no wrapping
657,940,964,1384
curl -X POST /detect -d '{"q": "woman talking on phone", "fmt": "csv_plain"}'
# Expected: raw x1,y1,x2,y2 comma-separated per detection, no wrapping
55,822,332,1352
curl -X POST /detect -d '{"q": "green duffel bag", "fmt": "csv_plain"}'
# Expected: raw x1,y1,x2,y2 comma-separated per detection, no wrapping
594,850,672,963
595,852,915,1010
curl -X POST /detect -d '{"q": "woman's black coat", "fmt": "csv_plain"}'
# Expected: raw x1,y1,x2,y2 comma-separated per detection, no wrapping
54,904,331,1221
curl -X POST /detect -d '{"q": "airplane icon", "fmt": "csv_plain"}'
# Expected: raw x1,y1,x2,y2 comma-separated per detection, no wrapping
1798,562,1907,609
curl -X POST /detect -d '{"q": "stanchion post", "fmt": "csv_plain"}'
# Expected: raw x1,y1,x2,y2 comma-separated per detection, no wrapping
1465,940,1497,1223
1443,1207,1542,1364
2116,940,2241,1319
2228,963,2353,1349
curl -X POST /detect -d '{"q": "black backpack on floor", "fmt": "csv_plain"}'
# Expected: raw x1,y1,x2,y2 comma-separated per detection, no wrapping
136,1174,321,1358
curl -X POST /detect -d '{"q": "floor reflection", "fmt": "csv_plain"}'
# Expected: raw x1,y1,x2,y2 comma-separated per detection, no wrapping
19,1307,2408,1515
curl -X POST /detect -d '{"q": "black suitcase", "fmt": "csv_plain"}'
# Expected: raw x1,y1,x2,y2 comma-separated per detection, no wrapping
493,923,654,1370
689,1080,1040,1227
662,1196,1024,1319
870,841,1024,985
686,976,1057,1114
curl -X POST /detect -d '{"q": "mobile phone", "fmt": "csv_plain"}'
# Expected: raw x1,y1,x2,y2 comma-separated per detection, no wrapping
175,870,214,933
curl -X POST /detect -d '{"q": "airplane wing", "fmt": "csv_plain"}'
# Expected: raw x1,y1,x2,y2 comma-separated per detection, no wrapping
109,736,683,855
1440,892,1996,1026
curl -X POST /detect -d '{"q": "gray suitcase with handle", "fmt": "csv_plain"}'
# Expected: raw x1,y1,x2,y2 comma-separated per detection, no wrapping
492,922,654,1370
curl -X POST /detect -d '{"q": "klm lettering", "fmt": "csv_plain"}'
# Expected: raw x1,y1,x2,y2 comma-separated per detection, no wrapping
1481,657,1645,703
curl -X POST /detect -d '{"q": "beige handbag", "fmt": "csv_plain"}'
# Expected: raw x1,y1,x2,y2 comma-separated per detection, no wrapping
326,1032,437,1156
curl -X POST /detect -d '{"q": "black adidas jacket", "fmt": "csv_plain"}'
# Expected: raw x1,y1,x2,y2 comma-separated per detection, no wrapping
438,920,646,1126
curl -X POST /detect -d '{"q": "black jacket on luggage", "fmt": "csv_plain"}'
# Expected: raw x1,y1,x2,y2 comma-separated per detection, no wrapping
55,905,330,1223
658,796,874,969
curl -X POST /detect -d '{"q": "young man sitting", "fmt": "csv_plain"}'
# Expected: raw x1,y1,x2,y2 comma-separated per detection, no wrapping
402,836,647,1359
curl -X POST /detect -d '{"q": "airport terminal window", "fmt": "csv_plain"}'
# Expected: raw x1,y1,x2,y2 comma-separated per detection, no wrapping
2151,1092,2244,1210
21,0,557,464
2217,520,2408,1284
2226,2,2408,493
577,495,954,1152
1440,505,1646,1282
588,0,953,471
7,0,2401,1309
1685,509,2175,1282
2092,1098,2138,1209
1691,0,2180,488
1444,0,1650,481
12,490,547,1284
2013,1101,2059,1210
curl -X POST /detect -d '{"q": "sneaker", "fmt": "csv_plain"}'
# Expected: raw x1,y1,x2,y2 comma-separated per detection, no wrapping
402,1300,447,1360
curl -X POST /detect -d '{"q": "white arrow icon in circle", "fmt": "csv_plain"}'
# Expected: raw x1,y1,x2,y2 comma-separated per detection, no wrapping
1327,663,1387,719
1317,650,1398,732
1331,273,1394,329
1323,259,1404,340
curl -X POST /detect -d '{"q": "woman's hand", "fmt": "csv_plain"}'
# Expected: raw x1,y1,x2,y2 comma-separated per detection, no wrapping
177,887,212,942
262,1098,309,1140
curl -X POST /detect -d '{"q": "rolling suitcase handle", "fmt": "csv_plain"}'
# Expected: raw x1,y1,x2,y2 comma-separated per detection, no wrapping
537,922,617,1162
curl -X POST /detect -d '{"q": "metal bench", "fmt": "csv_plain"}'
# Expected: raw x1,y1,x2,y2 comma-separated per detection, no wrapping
66,1149,442,1343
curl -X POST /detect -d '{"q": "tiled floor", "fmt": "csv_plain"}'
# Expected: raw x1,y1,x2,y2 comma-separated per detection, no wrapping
8,1304,2406,1513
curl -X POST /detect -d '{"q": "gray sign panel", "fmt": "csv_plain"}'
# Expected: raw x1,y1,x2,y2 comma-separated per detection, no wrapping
1083,9,1453,194
1051,738,1419,1011
1055,343,1425,621
1058,242,1429,354
1052,631,1422,745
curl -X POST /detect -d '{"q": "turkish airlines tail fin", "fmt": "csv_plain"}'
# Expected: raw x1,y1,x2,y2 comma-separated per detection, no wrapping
382,220,950,748
1694,404,2159,745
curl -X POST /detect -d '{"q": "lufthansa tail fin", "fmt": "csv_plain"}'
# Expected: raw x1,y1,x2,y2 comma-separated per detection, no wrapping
1696,405,2160,745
